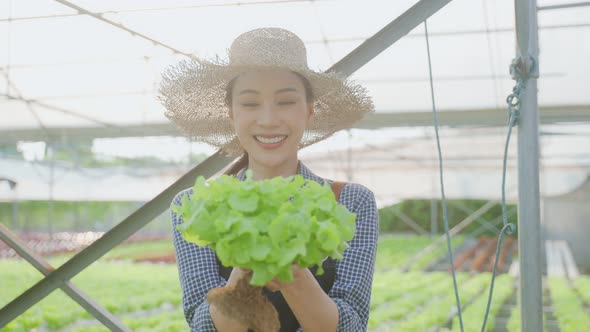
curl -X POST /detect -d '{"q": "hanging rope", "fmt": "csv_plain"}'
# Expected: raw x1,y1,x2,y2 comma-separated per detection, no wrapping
479,55,533,331
423,20,529,332
423,19,464,331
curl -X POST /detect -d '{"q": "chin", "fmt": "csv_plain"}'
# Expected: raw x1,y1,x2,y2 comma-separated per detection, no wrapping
249,149,296,169
252,155,289,168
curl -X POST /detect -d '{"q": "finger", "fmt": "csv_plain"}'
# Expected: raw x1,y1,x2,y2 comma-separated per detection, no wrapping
265,281,280,292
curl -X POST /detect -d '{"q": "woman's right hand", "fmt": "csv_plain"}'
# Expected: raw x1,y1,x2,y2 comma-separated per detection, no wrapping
226,267,252,288
209,267,254,331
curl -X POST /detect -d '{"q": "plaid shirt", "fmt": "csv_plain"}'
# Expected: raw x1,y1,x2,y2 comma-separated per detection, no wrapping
171,161,379,331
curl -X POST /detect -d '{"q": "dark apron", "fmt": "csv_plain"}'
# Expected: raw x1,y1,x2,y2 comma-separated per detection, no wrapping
216,256,336,332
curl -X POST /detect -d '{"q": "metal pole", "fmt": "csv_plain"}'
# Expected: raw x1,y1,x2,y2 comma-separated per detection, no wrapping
431,176,438,237
514,0,543,331
0,224,131,332
11,182,18,230
48,147,55,238
430,199,437,237
12,200,18,230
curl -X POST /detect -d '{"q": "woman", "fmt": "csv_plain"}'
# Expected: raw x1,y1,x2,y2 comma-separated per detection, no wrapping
160,27,378,332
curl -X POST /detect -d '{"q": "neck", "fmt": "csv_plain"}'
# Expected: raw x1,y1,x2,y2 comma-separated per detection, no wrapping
246,158,300,181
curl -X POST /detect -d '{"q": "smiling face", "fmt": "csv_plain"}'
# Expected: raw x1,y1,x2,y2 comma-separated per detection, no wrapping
228,70,314,176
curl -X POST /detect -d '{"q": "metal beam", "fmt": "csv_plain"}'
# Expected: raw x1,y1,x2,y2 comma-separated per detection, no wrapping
3,105,590,144
355,106,590,129
2,92,131,130
515,0,543,331
0,150,234,325
327,0,453,76
430,197,438,237
537,1,590,11
0,224,131,331
0,0,457,323
52,0,191,57
1,0,326,22
390,208,429,235
449,200,500,234
468,207,517,238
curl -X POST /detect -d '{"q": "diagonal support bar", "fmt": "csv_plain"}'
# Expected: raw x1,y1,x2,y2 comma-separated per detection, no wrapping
449,200,501,234
403,200,499,271
0,224,131,331
0,0,456,324
390,208,429,235
468,207,517,238
0,150,234,325
327,0,453,76
53,0,192,57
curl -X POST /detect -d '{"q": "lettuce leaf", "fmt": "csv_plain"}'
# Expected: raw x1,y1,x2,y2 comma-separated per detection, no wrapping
175,170,356,286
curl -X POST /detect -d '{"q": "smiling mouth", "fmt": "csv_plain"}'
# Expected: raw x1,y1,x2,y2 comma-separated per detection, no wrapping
254,135,287,144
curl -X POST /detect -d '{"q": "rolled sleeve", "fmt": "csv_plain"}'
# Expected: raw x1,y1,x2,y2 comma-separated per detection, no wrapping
171,189,226,332
191,300,217,331
329,184,379,331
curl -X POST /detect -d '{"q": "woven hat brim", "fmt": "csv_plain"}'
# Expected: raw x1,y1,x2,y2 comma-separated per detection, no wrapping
159,57,374,156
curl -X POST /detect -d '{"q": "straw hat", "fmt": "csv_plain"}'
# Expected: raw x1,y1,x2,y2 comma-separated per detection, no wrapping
159,27,374,156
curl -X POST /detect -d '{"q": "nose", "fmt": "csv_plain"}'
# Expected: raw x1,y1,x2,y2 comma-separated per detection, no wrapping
257,102,280,127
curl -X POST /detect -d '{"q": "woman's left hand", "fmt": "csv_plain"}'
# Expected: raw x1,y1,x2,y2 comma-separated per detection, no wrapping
264,264,310,293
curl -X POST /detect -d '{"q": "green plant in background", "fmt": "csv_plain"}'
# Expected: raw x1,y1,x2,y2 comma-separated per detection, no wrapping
0,200,171,233
573,276,590,304
174,170,356,286
0,258,183,332
0,236,553,331
450,274,513,331
378,199,518,236
548,277,590,332
2,196,517,237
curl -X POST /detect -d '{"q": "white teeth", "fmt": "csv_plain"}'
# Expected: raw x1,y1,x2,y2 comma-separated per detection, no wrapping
255,135,287,144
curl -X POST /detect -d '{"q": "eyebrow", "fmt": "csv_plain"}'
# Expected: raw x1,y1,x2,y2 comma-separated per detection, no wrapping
237,87,298,95
275,87,298,94
238,89,259,96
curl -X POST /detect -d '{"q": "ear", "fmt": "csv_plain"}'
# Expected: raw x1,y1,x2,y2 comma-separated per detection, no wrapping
306,103,314,127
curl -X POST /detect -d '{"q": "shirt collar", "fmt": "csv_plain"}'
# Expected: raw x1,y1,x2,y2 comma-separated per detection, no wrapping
236,160,325,184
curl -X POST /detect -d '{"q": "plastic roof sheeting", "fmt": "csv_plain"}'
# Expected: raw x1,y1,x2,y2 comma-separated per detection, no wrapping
1,0,589,130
